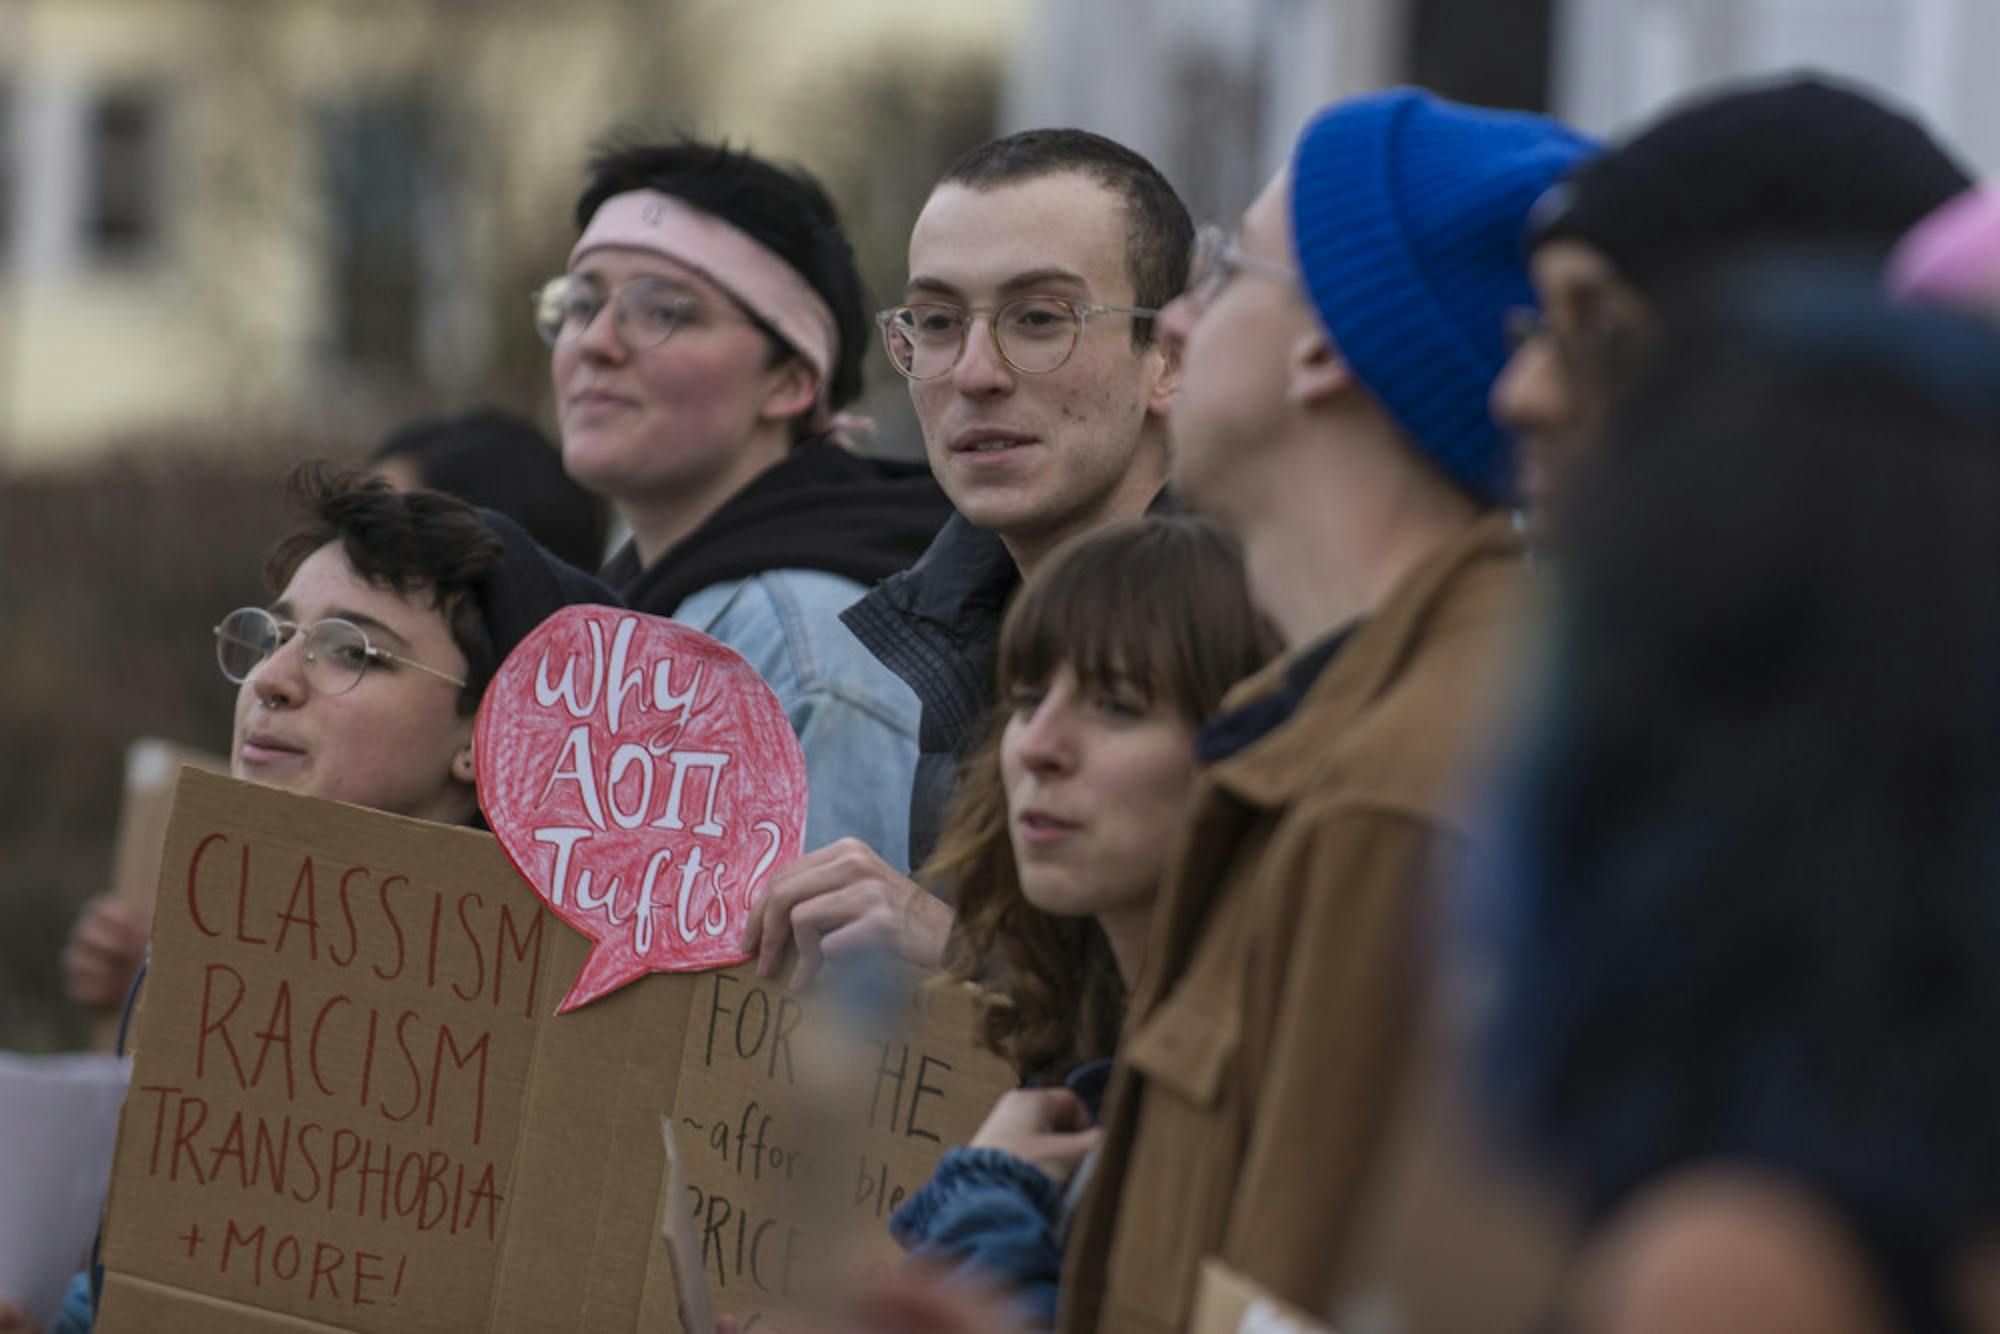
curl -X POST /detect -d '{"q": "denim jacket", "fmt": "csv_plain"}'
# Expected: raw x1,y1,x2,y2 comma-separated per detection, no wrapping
678,569,921,870
844,494,1174,872
841,514,1019,872
889,1060,1112,1326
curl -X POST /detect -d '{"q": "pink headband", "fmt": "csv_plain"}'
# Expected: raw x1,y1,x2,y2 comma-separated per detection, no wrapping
569,189,838,423
1889,185,2000,313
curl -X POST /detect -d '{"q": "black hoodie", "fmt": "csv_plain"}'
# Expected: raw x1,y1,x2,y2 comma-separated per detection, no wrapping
600,439,951,617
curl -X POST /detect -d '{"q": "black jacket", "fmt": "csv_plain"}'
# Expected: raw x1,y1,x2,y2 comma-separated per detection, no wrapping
601,440,951,617
839,514,1018,871
841,490,1174,873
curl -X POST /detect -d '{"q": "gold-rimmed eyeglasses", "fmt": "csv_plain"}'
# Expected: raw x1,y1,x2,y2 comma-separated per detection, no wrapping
531,274,698,349
1185,224,1300,306
876,297,1158,381
214,607,468,696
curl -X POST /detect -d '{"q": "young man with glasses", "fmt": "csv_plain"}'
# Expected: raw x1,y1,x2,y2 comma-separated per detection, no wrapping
739,129,1191,989
1052,92,1594,1331
542,137,950,873
1490,75,1969,534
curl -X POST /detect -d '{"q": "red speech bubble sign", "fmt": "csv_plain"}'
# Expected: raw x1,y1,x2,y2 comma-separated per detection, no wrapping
474,607,806,1013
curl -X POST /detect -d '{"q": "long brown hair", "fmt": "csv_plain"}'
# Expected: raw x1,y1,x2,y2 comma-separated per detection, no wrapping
925,516,1277,1082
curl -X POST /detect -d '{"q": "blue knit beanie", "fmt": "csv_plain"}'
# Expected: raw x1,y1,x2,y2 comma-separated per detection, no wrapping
1290,89,1597,504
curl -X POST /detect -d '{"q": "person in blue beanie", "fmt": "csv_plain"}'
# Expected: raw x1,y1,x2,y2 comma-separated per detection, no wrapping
1054,90,1596,1332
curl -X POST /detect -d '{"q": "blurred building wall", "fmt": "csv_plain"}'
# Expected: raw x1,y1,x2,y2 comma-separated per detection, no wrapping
1003,0,1993,229
0,0,1017,469
1556,0,2000,171
1002,0,1393,227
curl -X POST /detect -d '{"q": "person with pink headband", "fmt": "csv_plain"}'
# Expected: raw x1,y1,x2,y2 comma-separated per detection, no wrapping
540,136,950,872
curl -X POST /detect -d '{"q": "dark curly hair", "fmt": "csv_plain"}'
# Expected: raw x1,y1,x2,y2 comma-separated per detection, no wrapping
264,462,505,717
928,516,1277,1083
370,410,607,572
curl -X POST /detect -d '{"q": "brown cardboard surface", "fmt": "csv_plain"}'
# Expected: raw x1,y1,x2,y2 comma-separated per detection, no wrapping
668,963,1016,1322
100,1271,376,1331
108,741,229,917
93,742,228,1051
1192,1258,1336,1334
95,769,687,1333
482,925,695,1333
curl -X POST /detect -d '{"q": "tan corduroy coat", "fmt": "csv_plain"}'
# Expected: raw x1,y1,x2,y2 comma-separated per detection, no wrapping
1059,511,1530,1333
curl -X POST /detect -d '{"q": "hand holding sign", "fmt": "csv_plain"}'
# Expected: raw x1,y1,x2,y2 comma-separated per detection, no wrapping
475,608,807,1012
968,1088,1100,1185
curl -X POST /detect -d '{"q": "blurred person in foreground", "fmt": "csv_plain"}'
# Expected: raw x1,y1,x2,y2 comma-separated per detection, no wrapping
1490,74,1971,533
24,465,615,1334
711,1269,1031,1334
886,516,1275,1323
741,129,1193,988
63,415,611,1018
1054,91,1594,1332
1481,264,2000,1334
543,135,949,872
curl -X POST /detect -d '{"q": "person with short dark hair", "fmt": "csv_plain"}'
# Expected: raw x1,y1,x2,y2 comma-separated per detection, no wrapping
930,128,1197,357
369,409,609,573
543,134,950,872
1490,74,1972,530
1482,265,2000,1334
741,128,1193,988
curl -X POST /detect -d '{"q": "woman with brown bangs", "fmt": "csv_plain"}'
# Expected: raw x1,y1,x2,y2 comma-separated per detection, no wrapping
888,514,1277,1325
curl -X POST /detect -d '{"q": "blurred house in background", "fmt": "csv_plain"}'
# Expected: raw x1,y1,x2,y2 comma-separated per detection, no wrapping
8,0,1994,471
1004,0,1551,227
0,0,1015,469
1007,0,2000,229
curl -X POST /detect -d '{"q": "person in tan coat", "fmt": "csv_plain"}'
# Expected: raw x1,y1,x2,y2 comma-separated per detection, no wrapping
1053,90,1596,1332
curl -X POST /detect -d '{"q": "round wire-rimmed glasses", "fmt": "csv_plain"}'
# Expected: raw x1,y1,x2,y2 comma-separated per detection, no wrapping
214,607,468,696
530,273,697,349
1184,223,1301,307
876,297,1158,380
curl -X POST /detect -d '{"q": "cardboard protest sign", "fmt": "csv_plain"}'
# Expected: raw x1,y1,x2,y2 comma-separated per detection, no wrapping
667,962,1017,1321
95,769,691,1333
475,607,807,1012
1192,1258,1336,1334
94,739,228,1050
108,739,230,917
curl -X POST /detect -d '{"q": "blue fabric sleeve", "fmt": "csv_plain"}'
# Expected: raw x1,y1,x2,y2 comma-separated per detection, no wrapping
50,1270,94,1334
891,1147,1066,1326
